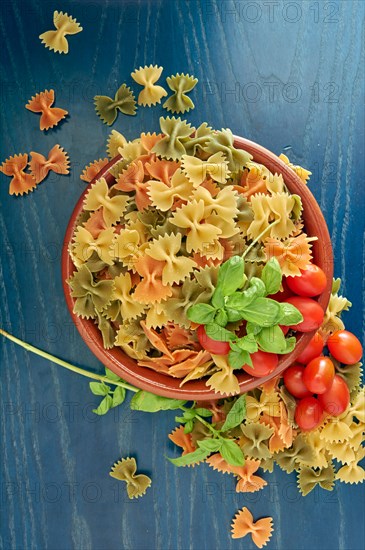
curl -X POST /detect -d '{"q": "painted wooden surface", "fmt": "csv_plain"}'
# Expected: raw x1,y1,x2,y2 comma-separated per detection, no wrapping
0,0,364,549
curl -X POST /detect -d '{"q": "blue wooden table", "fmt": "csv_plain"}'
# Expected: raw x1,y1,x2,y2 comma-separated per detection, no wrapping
1,1,364,548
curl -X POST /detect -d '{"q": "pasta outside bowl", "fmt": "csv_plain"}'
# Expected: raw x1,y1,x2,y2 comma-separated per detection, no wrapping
62,137,333,401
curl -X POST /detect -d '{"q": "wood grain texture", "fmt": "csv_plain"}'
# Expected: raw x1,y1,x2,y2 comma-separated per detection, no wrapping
0,0,364,549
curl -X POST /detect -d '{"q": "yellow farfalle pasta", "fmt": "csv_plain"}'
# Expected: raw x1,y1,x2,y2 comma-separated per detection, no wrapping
181,152,230,187
171,199,222,253
206,354,240,396
113,272,146,320
39,11,82,54
148,168,194,211
279,153,312,183
107,130,128,158
193,185,239,238
145,233,196,285
131,65,167,106
336,447,365,484
72,226,115,266
83,178,129,226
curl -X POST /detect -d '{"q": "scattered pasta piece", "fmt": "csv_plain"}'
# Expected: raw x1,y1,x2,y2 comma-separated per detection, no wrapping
107,130,128,158
80,158,109,183
279,153,312,184
39,11,82,54
298,463,335,496
94,84,137,125
131,65,167,106
25,89,68,131
109,457,151,499
0,154,36,196
163,73,198,113
231,507,273,547
29,145,69,184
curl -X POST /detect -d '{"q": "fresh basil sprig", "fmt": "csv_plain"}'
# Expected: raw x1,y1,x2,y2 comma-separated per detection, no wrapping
90,368,127,415
187,257,303,369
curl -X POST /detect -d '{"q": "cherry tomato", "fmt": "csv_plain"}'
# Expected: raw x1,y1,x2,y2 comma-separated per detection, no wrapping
197,325,230,355
285,296,324,333
302,356,335,394
286,263,327,297
283,364,312,398
280,325,290,336
241,350,278,378
295,397,324,431
296,331,324,364
327,330,363,365
269,279,294,302
318,375,350,416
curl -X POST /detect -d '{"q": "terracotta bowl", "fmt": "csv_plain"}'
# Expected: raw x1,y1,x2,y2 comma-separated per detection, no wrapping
62,137,333,400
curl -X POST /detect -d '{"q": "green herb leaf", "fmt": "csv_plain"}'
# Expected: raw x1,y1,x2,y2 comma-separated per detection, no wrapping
187,303,217,324
194,408,213,417
219,439,245,466
261,257,282,295
249,277,266,297
130,391,187,412
226,308,244,322
167,448,210,467
283,336,297,353
89,382,110,396
278,302,304,326
246,322,262,335
226,287,257,311
197,439,222,453
104,367,123,382
112,386,126,407
211,286,225,308
241,297,281,327
184,420,194,433
228,348,251,369
205,323,235,342
92,394,113,415
221,395,246,432
257,325,288,353
214,309,228,327
236,334,258,353
216,256,245,296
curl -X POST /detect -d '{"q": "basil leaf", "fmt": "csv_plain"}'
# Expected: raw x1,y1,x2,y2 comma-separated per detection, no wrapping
246,322,262,335
219,439,245,466
184,420,194,434
241,297,281,327
221,395,246,432
205,323,235,342
283,336,297,353
130,391,187,412
187,303,216,324
226,308,244,322
261,257,282,295
257,325,288,353
249,277,266,297
225,288,257,311
236,334,258,353
214,308,228,327
194,408,213,418
228,348,251,369
104,367,123,382
216,256,245,295
112,386,126,407
278,302,304,326
211,287,225,308
197,439,222,453
167,448,210,467
92,395,113,415
89,382,110,396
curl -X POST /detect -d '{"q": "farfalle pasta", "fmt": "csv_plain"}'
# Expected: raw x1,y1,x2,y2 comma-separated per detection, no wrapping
26,89,68,131
163,73,198,113
131,65,167,106
94,84,137,125
39,11,82,54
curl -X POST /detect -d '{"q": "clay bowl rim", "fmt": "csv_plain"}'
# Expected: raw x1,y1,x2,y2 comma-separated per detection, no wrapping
62,136,333,401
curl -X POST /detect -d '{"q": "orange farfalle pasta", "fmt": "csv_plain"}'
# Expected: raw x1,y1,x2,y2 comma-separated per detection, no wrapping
29,144,70,184
168,350,212,378
0,154,36,196
83,209,107,238
115,160,150,211
207,454,267,493
146,158,180,184
25,89,68,131
140,132,164,153
80,158,109,183
168,426,196,454
133,254,173,304
163,323,199,350
264,233,314,277
231,507,273,547
140,320,173,358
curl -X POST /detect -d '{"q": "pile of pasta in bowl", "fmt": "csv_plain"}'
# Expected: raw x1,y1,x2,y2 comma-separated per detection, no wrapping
67,116,331,397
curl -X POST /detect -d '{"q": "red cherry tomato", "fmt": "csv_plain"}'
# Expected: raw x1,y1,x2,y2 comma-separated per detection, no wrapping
318,375,350,416
295,397,324,431
283,364,313,398
296,331,324,364
285,296,324,332
269,279,294,302
327,330,363,364
302,356,335,394
286,263,327,297
197,325,230,355
241,350,278,378
280,325,290,336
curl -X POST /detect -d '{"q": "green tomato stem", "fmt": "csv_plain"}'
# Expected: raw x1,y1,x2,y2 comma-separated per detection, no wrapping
0,328,139,393
241,219,281,260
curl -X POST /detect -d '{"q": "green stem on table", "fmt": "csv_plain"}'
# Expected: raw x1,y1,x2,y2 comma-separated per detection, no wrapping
181,405,219,436
241,219,281,260
0,328,139,393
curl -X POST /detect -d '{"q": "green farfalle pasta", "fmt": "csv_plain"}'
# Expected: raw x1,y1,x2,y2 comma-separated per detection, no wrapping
152,117,194,160
183,122,213,156
334,359,363,396
275,435,315,473
110,457,151,499
67,264,114,319
94,84,137,125
297,463,335,496
203,128,252,171
240,423,274,460
114,319,150,360
96,312,116,349
163,73,198,114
